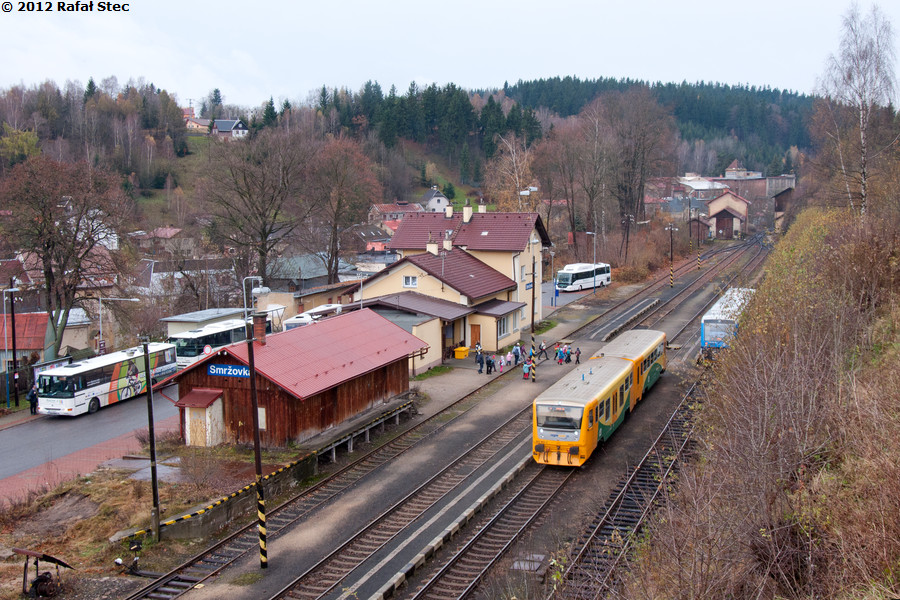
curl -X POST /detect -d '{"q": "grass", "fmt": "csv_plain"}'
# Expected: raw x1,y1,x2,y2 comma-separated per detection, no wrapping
412,365,453,380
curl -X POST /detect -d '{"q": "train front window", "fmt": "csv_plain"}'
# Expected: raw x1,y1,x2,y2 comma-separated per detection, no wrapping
536,405,583,430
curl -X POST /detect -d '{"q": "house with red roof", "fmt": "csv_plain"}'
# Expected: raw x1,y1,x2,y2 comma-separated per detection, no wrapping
158,310,428,447
364,205,551,353
367,201,424,227
2,312,51,392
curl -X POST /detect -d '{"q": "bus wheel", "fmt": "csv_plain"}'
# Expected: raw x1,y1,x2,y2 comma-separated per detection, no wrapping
88,398,100,414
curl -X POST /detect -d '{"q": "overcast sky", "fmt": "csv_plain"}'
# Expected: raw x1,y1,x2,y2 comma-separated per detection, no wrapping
3,0,898,110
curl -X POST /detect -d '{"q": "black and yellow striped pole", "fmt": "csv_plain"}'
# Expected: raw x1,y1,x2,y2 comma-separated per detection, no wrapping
247,319,268,569
666,224,678,287
697,220,702,270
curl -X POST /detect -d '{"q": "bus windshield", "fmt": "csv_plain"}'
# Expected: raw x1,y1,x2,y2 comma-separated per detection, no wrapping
170,337,203,357
38,374,78,398
556,273,573,286
536,404,583,429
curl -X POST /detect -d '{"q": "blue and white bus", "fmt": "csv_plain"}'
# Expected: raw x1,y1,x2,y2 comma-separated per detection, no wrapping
167,316,272,369
700,288,755,350
556,263,612,292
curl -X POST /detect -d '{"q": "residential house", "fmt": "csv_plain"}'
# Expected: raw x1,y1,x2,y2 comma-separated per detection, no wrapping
134,257,237,300
254,279,359,323
211,119,249,139
268,254,357,293
129,227,195,258
372,205,550,353
422,187,451,213
351,224,393,252
367,201,424,226
185,117,210,133
2,312,50,392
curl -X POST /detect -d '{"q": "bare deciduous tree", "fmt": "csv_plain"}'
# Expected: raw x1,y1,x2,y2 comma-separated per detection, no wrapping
818,3,897,215
201,129,317,286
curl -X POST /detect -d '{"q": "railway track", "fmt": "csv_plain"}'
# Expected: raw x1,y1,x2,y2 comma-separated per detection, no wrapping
546,383,701,600
405,463,573,600
269,408,534,599
122,387,514,600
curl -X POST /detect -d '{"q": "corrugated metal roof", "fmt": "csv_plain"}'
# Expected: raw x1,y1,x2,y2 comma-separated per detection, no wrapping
407,249,517,300
1,312,48,351
160,308,245,323
222,309,427,400
175,387,223,408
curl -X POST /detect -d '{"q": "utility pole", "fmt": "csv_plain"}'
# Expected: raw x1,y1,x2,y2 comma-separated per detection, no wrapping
141,339,161,541
9,278,18,407
247,320,267,569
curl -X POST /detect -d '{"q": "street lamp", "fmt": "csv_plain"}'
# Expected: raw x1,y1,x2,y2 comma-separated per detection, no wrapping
242,276,271,326
549,250,555,307
665,225,679,288
585,232,596,294
4,283,21,408
97,296,140,355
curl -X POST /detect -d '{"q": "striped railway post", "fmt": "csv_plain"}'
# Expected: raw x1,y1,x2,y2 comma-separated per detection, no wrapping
247,324,268,569
531,254,537,382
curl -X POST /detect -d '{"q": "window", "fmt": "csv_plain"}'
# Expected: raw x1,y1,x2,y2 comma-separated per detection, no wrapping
498,315,509,337
403,275,418,288
521,265,526,281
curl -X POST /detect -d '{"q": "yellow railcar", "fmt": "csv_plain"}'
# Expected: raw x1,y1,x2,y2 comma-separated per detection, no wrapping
532,329,666,467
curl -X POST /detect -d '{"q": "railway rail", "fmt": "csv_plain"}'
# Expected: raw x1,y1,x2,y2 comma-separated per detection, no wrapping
269,408,534,600
122,387,517,600
405,464,573,600
546,382,701,600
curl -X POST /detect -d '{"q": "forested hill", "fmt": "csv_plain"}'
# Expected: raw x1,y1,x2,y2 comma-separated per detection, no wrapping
502,76,814,158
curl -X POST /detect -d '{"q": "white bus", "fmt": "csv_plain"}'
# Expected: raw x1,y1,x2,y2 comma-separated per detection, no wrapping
283,304,344,330
37,343,177,416
167,317,272,369
556,263,612,292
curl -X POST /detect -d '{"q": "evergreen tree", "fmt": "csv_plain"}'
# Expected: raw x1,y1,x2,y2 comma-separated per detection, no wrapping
262,97,278,128
83,77,97,104
443,182,456,200
460,142,471,183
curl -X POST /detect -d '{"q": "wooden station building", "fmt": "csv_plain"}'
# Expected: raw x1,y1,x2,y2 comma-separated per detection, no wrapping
158,309,428,447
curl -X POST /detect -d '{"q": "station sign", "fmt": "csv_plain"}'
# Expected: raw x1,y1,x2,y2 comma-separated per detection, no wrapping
208,364,250,378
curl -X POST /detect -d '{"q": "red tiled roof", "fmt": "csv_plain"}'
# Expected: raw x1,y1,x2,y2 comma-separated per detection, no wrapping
388,213,462,250
1,312,49,351
407,248,517,300
389,211,549,252
453,213,543,251
174,387,223,408
222,309,427,401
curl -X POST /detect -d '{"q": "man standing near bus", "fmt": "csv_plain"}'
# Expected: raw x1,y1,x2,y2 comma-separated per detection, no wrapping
27,384,38,415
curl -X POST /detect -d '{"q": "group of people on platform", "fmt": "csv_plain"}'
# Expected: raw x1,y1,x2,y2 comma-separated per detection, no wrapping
473,340,581,379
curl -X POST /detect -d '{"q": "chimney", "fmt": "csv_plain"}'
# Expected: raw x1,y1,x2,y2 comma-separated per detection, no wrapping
478,205,486,214
252,312,267,346
443,238,453,251
463,205,473,223
444,206,454,218
426,241,439,256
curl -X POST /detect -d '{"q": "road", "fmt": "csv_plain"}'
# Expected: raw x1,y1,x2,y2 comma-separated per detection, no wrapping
0,393,177,481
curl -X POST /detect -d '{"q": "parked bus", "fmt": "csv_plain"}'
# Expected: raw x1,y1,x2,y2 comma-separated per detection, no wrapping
700,287,755,351
556,263,611,292
37,343,177,416
167,316,272,369
284,304,343,330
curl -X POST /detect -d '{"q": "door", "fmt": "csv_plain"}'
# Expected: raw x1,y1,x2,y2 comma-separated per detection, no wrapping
470,324,481,348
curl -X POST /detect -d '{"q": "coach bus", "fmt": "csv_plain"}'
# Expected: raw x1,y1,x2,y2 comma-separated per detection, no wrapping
700,287,755,351
167,316,272,369
556,263,612,292
37,343,177,416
